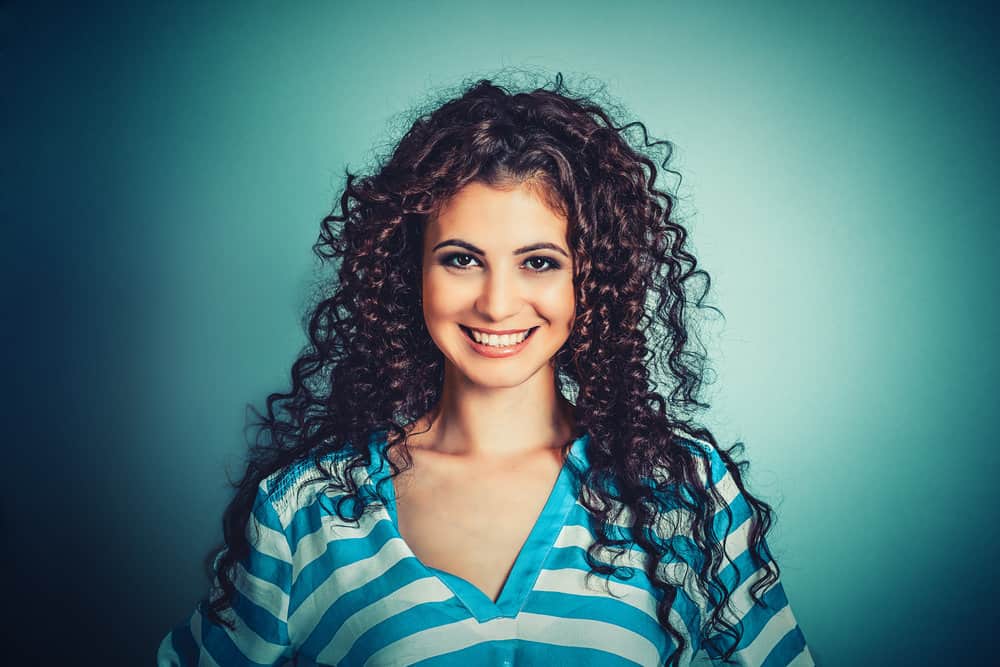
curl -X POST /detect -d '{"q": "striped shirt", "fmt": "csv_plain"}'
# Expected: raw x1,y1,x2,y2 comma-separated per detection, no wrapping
158,431,813,666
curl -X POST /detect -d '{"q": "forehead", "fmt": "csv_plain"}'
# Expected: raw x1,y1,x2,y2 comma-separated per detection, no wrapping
426,182,568,246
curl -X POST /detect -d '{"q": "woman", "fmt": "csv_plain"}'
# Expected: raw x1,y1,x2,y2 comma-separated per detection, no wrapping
158,73,813,666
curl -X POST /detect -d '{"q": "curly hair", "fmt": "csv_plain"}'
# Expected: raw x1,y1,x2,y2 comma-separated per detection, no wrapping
202,72,778,666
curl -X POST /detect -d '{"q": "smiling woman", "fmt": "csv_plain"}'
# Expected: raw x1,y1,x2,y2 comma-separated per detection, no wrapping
422,182,576,389
157,73,814,666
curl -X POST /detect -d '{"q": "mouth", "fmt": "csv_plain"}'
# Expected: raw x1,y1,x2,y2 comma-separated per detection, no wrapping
459,325,539,357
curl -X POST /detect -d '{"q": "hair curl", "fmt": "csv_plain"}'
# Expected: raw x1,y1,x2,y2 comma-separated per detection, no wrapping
202,72,778,666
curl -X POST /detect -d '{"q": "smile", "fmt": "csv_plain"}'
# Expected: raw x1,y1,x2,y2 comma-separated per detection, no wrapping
459,325,538,357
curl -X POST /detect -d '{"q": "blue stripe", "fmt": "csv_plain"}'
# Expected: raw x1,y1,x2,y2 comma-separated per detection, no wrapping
252,486,288,534
410,639,643,666
523,590,670,655
298,559,444,656
712,486,752,543
285,495,328,554
198,601,285,667
517,640,646,667
244,485,294,599
428,566,507,620
340,600,478,666
732,583,790,651
703,581,789,657
289,518,398,615
565,479,752,573
762,626,808,667
284,486,382,556
716,548,776,612
674,437,729,486
546,544,648,588
230,584,290,646
168,621,199,665
265,450,351,509
563,502,598,529
240,543,292,597
544,544,702,642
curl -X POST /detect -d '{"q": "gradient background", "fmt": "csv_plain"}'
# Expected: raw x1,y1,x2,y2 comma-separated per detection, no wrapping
5,1,999,665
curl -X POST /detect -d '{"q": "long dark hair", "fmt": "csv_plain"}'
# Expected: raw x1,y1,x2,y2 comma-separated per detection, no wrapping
203,72,777,666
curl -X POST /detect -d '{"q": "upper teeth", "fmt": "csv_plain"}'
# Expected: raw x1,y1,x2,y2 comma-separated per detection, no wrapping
470,328,531,347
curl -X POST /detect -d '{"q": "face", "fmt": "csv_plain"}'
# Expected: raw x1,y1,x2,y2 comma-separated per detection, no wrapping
421,180,575,390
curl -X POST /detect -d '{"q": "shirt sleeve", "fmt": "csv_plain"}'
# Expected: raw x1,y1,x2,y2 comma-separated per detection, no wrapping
696,445,814,667
157,480,296,666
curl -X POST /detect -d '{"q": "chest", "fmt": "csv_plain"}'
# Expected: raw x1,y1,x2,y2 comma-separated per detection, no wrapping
391,451,564,603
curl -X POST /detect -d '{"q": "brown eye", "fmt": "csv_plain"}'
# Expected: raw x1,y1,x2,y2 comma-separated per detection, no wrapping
442,253,479,269
524,256,560,272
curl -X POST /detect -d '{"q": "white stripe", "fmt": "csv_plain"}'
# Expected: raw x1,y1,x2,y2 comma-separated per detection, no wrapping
722,516,753,564
289,536,447,640
197,651,221,667
690,649,715,666
555,507,769,656
787,644,816,666
362,613,664,667
534,567,660,621
554,522,600,548
197,584,288,665
316,576,453,665
232,560,290,625
714,525,775,626
190,606,204,657
580,468,742,540
518,613,664,666
713,468,741,505
533,568,694,664
155,633,179,667
361,617,495,667
265,457,347,526
556,523,666,573
190,607,221,667
733,603,797,665
247,510,293,565
291,509,384,586
554,515,757,620
226,509,294,627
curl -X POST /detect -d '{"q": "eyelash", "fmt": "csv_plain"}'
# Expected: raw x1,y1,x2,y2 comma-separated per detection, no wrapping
440,253,561,273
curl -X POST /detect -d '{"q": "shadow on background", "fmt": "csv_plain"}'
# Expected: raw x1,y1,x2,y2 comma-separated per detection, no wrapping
4,1,999,664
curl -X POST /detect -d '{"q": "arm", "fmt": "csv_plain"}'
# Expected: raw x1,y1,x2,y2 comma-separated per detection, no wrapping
157,481,296,666
697,447,814,667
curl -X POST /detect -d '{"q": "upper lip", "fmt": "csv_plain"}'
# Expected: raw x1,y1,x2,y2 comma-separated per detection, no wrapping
462,325,536,335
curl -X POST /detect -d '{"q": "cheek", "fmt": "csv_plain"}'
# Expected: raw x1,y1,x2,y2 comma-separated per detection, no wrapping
538,279,577,327
422,271,465,322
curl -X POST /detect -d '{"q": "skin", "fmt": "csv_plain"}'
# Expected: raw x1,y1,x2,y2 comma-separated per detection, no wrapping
387,180,580,601
397,179,578,462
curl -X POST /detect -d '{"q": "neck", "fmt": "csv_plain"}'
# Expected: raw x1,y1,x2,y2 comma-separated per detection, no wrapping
407,362,576,461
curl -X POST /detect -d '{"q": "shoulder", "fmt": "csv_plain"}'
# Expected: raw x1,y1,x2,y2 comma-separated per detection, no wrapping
256,432,385,528
646,433,750,548
650,432,732,491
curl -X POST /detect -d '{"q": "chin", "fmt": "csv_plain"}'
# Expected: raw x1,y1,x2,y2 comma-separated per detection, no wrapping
462,355,555,387
466,375,538,391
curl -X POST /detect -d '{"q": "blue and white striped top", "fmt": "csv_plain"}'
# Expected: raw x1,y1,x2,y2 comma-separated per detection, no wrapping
158,431,813,666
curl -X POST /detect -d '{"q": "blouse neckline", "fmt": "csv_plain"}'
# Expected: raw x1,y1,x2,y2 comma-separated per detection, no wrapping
365,431,590,622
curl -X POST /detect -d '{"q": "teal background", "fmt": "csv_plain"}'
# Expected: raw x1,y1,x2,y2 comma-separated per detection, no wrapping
5,1,998,664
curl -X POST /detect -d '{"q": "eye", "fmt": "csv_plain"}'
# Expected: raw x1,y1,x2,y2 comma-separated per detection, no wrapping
524,256,561,272
441,253,480,269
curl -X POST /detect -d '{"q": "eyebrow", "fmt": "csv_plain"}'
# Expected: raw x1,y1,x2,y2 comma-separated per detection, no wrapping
432,239,570,258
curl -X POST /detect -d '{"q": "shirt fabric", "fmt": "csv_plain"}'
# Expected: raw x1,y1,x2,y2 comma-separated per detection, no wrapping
158,431,813,666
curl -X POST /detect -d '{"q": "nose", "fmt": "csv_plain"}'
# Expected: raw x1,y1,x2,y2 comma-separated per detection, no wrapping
475,266,521,322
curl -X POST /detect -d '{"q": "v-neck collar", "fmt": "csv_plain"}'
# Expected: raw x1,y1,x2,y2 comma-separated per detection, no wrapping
366,431,590,622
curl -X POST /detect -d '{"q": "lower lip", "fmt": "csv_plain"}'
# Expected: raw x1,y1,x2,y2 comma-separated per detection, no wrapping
462,327,537,358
